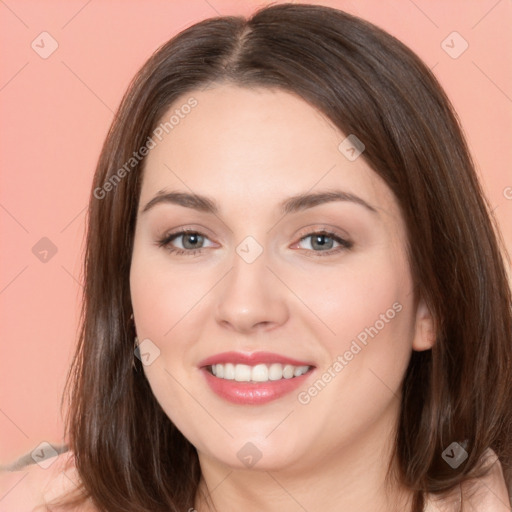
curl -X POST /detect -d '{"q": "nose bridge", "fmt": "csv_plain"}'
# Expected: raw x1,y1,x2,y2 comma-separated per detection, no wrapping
232,234,269,287
214,234,289,332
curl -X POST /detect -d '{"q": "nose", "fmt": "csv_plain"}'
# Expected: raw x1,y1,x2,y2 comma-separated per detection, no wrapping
214,246,290,334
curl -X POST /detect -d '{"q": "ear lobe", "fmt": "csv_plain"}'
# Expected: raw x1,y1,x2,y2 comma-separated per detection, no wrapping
412,297,436,351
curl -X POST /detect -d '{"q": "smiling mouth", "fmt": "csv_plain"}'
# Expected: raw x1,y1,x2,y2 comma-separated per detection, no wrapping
207,362,314,383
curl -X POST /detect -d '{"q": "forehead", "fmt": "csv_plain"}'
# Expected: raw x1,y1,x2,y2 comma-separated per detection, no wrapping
139,84,396,216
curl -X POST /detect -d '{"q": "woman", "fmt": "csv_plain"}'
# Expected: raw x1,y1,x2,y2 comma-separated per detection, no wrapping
1,3,511,511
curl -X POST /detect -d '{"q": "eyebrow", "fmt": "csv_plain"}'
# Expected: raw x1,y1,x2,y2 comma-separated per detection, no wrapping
141,189,378,216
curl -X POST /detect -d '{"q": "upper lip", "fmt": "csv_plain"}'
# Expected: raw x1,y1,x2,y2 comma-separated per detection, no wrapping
198,351,316,368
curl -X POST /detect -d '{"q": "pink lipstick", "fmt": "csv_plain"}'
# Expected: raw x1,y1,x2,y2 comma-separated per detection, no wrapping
198,351,315,405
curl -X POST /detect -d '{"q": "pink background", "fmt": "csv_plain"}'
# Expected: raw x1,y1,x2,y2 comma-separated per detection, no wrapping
1,0,511,465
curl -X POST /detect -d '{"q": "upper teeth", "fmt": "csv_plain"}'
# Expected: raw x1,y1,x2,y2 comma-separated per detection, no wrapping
210,363,311,382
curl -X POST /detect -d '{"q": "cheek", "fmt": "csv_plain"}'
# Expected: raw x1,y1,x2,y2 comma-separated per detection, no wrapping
129,246,210,339
302,247,415,377
292,251,415,438
129,252,206,429
310,269,394,326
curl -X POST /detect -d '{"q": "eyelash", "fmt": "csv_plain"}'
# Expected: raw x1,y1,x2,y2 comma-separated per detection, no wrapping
156,227,353,258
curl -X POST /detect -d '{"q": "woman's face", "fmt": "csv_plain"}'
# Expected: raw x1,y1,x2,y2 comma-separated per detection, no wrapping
130,84,433,473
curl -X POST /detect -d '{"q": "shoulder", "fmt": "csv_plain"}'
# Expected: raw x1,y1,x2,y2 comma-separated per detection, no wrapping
0,448,97,511
425,448,511,512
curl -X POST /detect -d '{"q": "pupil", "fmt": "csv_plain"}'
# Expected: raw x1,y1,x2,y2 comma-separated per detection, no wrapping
313,234,332,250
184,233,201,249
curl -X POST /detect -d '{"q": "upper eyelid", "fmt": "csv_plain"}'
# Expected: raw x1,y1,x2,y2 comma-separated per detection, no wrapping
162,229,215,246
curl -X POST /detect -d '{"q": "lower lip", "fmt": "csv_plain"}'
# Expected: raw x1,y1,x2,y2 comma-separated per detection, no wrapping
201,367,315,405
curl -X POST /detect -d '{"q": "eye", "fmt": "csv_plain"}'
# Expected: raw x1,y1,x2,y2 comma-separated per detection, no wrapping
294,229,353,257
156,229,214,256
156,227,353,258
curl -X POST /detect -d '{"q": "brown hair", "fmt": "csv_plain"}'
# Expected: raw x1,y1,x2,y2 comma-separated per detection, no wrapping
45,3,511,511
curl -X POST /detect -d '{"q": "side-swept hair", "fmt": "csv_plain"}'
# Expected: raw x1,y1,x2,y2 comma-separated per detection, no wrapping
45,3,511,511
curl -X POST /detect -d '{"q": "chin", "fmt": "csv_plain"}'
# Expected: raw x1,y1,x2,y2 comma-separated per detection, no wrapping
199,437,309,473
